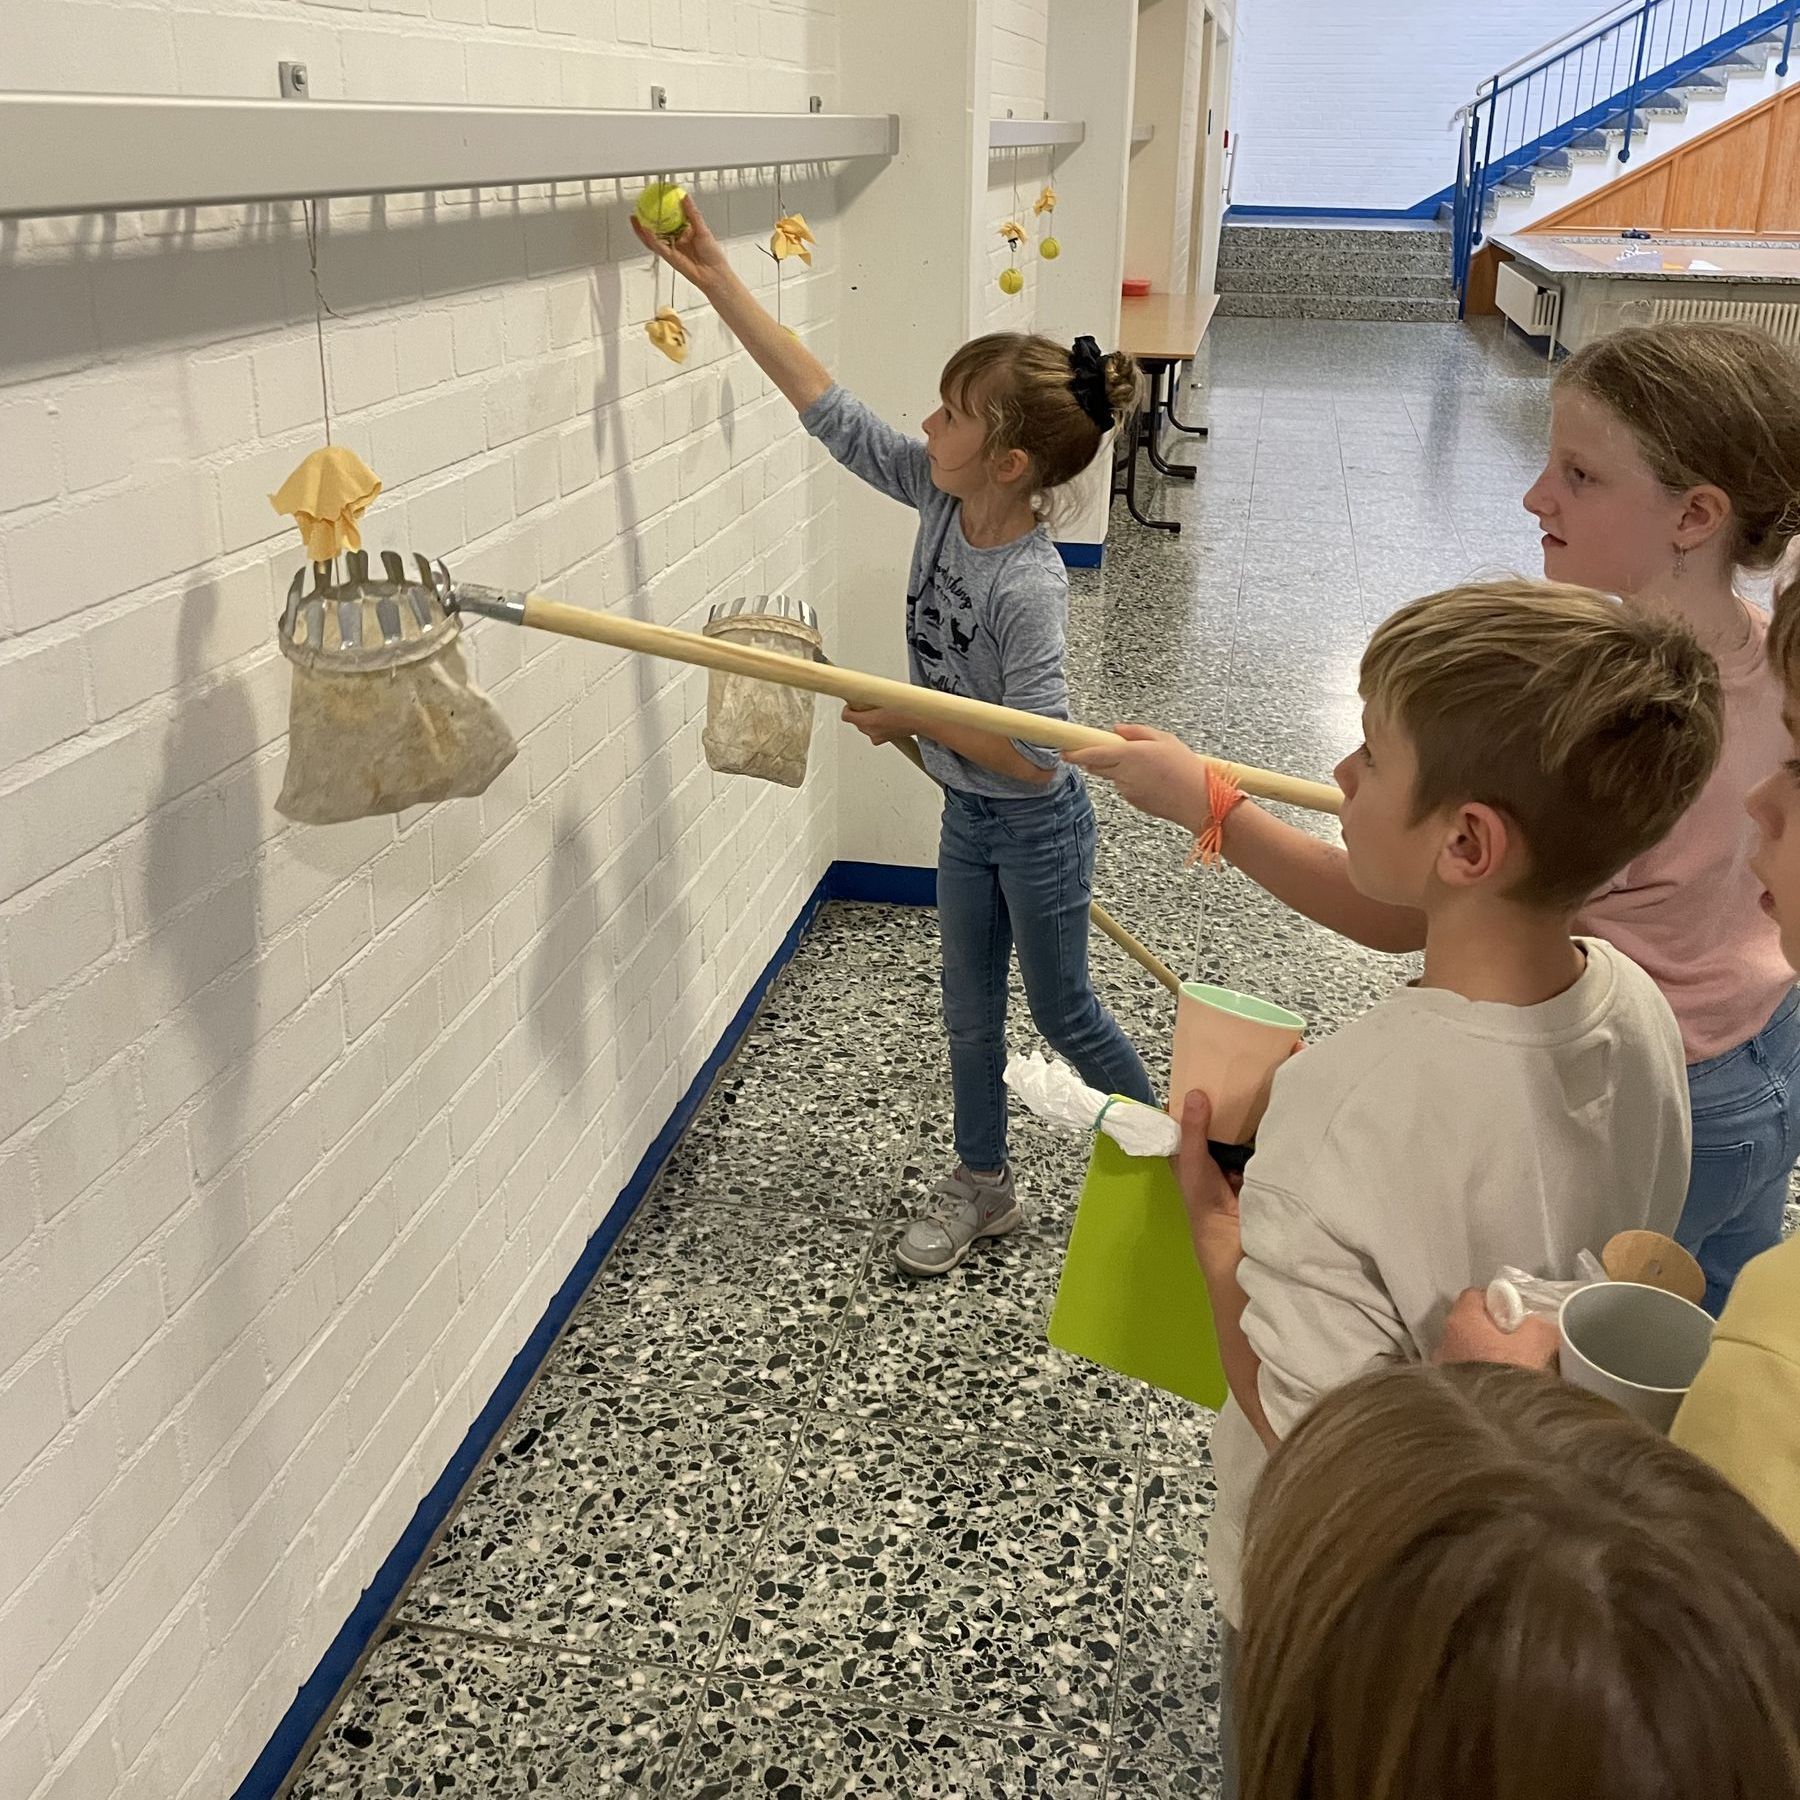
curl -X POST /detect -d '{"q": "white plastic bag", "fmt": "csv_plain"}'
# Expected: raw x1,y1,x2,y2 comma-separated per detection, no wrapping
1004,1051,1180,1158
1484,1250,1608,1331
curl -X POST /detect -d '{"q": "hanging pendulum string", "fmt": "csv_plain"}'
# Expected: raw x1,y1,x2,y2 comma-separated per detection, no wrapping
303,199,338,446
775,163,784,332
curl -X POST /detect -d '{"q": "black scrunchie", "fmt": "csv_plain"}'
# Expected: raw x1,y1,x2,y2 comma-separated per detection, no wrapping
1068,334,1114,432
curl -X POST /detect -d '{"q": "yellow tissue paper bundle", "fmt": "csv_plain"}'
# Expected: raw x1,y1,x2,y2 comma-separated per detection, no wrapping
769,214,817,265
269,446,382,561
646,306,689,364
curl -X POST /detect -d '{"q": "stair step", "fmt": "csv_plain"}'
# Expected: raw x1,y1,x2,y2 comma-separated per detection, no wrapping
1218,227,1452,274
1567,130,1611,155
1216,292,1461,324
1671,73,1727,97
1711,50,1771,73
1216,267,1454,300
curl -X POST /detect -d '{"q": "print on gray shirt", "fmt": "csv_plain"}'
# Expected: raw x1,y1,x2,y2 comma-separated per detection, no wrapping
802,384,1075,800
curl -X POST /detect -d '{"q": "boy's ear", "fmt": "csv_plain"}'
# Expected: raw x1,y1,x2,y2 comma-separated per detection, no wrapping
1436,801,1513,890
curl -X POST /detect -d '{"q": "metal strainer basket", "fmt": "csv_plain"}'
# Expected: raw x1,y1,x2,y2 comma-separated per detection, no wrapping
274,551,517,825
700,593,824,788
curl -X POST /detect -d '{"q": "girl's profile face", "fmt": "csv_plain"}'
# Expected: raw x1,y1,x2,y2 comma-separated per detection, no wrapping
1523,389,1690,599
921,387,997,499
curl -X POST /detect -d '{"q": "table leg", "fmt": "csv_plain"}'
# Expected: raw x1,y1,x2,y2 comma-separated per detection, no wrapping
1142,363,1197,481
1113,403,1180,534
1166,357,1210,439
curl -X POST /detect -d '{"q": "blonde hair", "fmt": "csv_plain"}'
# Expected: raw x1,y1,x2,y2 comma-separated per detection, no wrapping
1558,321,1800,604
1360,577,1722,909
1239,1363,1800,1800
940,332,1142,498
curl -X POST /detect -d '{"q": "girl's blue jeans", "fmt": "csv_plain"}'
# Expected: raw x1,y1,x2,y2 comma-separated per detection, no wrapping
938,777,1155,1172
1680,985,1800,1316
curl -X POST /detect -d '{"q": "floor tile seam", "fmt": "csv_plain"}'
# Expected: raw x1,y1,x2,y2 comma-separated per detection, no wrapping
381,1614,702,1675
659,1230,884,1788
679,1663,1123,1757
1097,1422,1152,1773
1330,403,1371,636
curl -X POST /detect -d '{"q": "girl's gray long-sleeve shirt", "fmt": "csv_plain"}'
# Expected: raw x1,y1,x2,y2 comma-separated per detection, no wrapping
802,383,1074,799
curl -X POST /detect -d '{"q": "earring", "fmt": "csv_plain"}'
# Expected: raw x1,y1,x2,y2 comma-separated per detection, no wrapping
1673,545,1688,579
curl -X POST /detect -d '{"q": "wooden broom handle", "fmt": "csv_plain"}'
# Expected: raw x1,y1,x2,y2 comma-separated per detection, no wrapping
516,594,1345,817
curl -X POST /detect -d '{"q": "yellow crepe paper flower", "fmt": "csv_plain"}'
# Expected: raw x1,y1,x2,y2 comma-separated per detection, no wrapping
770,214,817,264
269,446,382,562
999,220,1027,249
1034,183,1057,216
646,305,689,364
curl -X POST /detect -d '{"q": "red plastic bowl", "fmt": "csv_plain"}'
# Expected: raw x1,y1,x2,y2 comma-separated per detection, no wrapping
1121,277,1151,297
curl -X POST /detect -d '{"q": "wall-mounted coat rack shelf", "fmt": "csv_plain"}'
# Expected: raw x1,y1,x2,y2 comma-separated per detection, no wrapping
987,118,1086,150
0,91,901,220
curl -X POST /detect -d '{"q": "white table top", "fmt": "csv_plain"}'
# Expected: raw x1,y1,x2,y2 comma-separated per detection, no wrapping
1495,231,1800,284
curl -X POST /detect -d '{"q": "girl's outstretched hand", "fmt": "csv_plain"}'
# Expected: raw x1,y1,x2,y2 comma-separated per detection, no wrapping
1065,723,1212,829
630,194,732,293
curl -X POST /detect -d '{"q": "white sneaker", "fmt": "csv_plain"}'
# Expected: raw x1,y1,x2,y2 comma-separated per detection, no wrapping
894,1164,1023,1277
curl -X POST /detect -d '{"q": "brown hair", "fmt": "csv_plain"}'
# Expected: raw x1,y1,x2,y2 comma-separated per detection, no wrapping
1239,1362,1800,1800
1770,548,1800,700
940,332,1143,497
1558,320,1800,596
1360,577,1723,909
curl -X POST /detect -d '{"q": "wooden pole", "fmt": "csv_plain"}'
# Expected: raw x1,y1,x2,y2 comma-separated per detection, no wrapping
515,594,1345,817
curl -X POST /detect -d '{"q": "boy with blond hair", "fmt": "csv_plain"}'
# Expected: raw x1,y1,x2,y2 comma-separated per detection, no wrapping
1161,580,1724,1789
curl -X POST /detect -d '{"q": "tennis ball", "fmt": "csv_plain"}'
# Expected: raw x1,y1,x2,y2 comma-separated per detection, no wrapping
634,181,689,238
998,267,1024,295
1039,236,1061,260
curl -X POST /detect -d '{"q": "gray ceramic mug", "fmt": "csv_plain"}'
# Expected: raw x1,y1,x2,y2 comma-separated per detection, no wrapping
1558,1280,1715,1433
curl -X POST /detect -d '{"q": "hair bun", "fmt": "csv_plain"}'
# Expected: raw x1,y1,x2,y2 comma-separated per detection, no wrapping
1102,350,1143,420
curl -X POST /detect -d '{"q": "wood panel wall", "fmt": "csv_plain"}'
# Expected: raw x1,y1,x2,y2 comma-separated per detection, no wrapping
1533,84,1800,233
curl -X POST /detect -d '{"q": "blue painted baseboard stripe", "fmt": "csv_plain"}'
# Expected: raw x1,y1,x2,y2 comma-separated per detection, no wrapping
233,863,859,1799
1225,201,1446,221
828,860,937,906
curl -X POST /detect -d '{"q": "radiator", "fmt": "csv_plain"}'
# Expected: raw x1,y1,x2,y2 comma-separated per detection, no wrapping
1637,296,1800,348
1496,261,1561,339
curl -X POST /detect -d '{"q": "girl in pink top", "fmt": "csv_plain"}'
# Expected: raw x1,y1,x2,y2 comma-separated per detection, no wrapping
1072,322,1800,1314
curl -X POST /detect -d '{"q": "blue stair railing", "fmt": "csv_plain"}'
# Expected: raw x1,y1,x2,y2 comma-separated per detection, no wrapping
1451,0,1800,306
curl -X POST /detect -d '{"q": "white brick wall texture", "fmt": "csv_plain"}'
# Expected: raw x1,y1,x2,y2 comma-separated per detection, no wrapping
0,4,843,1795
1232,0,1598,211
981,0,1052,339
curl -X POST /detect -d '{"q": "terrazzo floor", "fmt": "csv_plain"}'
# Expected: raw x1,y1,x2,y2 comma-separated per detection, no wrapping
288,318,1578,1798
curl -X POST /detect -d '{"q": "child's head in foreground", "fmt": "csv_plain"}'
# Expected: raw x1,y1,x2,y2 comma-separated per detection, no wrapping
1749,591,1800,967
925,332,1142,511
1338,579,1723,914
1527,319,1800,603
1239,1361,1800,1800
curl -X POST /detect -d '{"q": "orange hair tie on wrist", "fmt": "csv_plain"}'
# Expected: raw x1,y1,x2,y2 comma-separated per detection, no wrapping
1189,762,1246,869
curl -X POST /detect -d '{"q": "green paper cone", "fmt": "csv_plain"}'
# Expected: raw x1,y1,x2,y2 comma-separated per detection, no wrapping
1048,1128,1228,1411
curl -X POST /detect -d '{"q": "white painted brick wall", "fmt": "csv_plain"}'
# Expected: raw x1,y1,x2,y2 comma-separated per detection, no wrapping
0,4,844,1794
1232,0,1598,211
980,0,1051,337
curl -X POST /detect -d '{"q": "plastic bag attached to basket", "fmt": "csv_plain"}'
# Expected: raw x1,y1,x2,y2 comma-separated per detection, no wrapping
701,595,823,788
275,553,517,826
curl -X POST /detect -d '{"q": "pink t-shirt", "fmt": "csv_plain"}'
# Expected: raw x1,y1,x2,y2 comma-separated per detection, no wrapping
1577,605,1796,1064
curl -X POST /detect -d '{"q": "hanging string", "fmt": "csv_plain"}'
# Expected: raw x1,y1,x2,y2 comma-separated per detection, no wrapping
775,163,785,330
302,200,339,445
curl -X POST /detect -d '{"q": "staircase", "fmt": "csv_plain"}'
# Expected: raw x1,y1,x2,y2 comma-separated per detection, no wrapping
1217,221,1458,323
1453,0,1800,303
